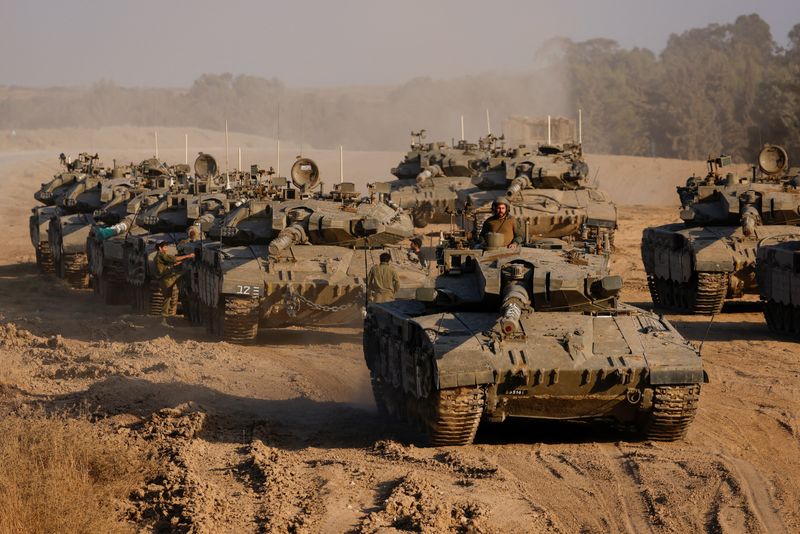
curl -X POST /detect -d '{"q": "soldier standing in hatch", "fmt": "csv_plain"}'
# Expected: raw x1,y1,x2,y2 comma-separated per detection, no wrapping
155,241,194,320
479,198,523,248
367,252,400,303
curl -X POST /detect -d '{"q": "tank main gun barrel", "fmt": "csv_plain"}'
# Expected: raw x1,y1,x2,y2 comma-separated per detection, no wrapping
507,176,532,196
496,263,532,336
268,224,307,255
220,203,251,237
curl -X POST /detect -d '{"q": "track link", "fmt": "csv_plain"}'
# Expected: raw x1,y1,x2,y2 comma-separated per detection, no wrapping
36,242,55,274
639,385,700,441
217,296,259,344
646,274,661,306
62,253,90,289
652,272,727,315
367,319,486,446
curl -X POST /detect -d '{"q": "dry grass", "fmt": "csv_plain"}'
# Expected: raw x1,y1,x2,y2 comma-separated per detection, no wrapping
0,411,153,534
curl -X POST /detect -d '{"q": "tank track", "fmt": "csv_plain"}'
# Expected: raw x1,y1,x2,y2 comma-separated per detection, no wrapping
62,253,90,289
210,296,259,344
36,243,55,274
367,320,486,446
131,282,165,315
646,275,661,306
651,272,727,315
763,300,800,337
639,385,700,441
97,263,129,305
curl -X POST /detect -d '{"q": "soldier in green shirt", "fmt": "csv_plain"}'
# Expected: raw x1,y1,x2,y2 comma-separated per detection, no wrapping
155,241,193,318
367,252,400,303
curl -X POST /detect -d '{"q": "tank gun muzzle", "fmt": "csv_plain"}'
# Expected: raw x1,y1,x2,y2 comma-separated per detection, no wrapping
507,176,532,196
497,263,532,338
268,224,307,255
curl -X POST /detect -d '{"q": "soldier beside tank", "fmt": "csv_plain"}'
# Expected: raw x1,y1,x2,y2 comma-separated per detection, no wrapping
367,252,400,303
155,241,194,320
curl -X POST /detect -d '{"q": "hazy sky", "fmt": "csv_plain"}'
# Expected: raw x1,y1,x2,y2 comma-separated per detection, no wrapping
1,0,798,88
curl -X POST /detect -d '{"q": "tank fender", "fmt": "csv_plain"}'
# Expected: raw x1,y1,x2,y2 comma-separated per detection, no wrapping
408,315,495,390
691,239,736,272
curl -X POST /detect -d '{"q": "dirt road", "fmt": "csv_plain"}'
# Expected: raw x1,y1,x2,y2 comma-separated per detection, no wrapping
1,137,798,533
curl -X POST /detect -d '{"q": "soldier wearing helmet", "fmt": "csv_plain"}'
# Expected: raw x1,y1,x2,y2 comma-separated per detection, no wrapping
479,198,523,248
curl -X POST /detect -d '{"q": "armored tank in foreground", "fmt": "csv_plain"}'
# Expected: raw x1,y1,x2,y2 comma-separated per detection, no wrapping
364,236,703,446
642,145,800,314
195,158,428,343
460,143,617,251
370,131,493,227
757,237,800,336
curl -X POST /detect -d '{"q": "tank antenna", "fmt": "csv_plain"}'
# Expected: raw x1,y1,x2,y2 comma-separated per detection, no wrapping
276,104,281,177
578,109,583,144
339,145,344,184
547,115,551,145
184,134,188,165
460,115,465,141
698,313,716,357
154,129,159,159
225,120,230,181
486,109,491,135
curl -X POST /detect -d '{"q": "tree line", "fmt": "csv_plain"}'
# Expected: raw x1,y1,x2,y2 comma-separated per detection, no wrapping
1,14,797,162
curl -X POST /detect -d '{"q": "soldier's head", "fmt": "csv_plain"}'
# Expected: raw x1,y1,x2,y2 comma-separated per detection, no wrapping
410,237,422,252
156,241,168,253
492,199,510,218
380,252,391,264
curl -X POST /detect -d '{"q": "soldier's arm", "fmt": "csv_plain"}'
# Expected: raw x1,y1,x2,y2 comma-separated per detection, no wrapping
512,218,524,244
392,270,400,292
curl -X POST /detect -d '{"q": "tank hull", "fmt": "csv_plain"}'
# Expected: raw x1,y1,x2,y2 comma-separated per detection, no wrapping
757,239,800,336
195,244,429,343
386,177,474,227
641,223,800,314
364,301,702,445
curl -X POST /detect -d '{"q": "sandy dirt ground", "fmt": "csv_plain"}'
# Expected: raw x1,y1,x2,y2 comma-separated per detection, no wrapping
0,129,798,533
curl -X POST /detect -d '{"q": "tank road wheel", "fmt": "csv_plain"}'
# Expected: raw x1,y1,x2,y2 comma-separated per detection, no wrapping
36,243,55,274
638,385,700,441
423,387,486,447
218,296,259,344
62,253,90,289
646,275,661,306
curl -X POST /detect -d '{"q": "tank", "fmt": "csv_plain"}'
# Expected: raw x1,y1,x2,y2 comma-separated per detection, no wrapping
121,154,276,315
370,131,494,227
458,143,617,251
642,145,800,314
86,184,167,306
30,153,104,273
194,158,429,343
49,158,184,289
364,236,704,446
756,236,800,336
